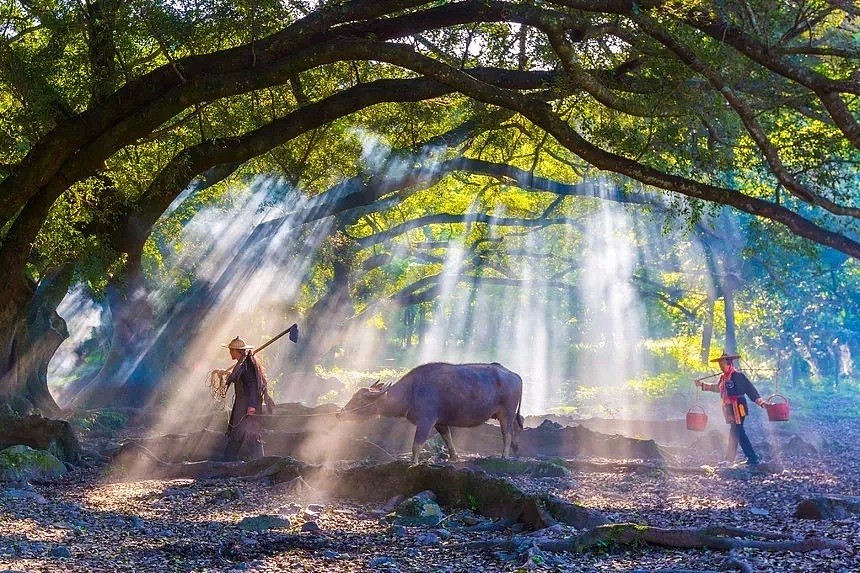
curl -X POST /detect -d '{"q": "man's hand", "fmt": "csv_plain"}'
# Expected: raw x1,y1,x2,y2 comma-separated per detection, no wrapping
694,379,703,388
755,398,766,408
246,407,256,416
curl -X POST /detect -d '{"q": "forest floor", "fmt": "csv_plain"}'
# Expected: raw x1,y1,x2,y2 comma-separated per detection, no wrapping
1,416,858,572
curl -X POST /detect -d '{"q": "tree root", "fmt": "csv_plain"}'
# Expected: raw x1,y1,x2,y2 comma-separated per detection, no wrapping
457,522,850,554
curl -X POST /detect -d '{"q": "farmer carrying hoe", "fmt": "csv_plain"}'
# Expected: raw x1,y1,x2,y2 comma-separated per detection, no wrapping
208,324,298,461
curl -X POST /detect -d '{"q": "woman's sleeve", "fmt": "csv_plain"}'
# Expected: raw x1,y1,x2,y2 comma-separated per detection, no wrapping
226,362,242,385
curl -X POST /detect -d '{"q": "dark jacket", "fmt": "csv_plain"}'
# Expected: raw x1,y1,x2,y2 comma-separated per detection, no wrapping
703,371,762,424
722,371,761,402
226,353,269,439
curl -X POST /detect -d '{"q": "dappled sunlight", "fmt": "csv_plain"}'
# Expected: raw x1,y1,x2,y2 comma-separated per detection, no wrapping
0,517,74,545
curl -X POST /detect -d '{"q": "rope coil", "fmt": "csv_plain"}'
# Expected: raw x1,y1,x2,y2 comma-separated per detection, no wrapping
206,369,230,401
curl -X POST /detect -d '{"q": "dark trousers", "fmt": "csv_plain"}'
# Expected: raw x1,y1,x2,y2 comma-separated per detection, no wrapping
224,433,264,462
727,422,759,464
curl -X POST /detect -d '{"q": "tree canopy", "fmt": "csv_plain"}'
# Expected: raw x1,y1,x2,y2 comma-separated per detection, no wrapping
1,0,858,410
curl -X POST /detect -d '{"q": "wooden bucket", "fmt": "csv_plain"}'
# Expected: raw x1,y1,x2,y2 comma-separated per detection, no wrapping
686,405,708,431
764,393,790,422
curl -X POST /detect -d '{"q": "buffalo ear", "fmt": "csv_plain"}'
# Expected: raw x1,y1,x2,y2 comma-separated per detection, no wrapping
369,379,384,390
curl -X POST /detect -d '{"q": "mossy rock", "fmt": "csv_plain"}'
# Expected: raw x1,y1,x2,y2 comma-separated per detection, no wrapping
0,444,67,482
393,495,444,526
0,414,82,463
237,514,292,531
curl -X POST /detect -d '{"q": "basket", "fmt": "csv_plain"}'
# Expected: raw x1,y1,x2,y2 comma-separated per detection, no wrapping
686,405,708,431
764,393,790,422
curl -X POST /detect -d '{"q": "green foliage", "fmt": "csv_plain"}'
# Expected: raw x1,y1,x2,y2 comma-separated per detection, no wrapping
787,381,860,422
627,372,690,400
73,409,129,432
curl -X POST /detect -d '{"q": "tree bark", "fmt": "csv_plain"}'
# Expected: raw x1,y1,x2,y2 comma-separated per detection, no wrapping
0,267,73,415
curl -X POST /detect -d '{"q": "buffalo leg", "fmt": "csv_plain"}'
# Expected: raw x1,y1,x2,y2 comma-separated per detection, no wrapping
412,420,435,464
498,414,511,457
435,424,459,461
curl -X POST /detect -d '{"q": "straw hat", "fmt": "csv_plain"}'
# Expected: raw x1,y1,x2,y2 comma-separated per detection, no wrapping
710,350,740,363
220,336,255,350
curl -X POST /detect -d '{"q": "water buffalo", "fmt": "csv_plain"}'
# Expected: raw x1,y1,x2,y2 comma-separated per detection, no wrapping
337,362,524,463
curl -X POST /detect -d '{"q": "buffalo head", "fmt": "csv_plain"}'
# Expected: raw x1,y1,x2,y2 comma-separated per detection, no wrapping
336,380,388,420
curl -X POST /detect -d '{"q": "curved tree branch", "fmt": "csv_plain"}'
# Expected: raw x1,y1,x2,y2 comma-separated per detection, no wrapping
341,39,860,259
636,14,860,218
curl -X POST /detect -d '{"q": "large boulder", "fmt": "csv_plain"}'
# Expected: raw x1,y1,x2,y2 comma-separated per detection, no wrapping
0,444,67,482
0,414,82,463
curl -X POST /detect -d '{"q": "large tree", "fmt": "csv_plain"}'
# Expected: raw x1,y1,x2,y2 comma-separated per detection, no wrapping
1,0,858,411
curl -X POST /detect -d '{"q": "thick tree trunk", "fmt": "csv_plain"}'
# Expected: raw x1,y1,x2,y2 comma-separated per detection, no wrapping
0,268,72,415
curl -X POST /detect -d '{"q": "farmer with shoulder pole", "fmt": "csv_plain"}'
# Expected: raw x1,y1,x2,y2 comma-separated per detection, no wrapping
695,350,766,467
213,323,298,462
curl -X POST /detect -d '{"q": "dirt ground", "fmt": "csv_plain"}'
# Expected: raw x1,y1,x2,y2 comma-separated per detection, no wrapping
1,416,858,572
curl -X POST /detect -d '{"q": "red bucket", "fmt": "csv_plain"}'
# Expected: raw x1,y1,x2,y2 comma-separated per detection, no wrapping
686,405,708,431
765,393,790,422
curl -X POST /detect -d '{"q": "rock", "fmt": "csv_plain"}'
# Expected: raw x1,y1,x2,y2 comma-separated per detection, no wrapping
0,414,82,463
795,495,860,520
273,475,317,498
303,508,319,520
2,488,48,504
277,503,302,516
414,532,440,545
388,525,407,537
434,528,452,539
380,494,406,513
749,507,770,516
536,420,563,431
0,445,67,482
369,555,398,568
785,435,818,455
301,521,320,533
393,494,444,527
211,487,241,501
237,515,292,531
320,549,340,559
50,546,72,558
306,503,325,513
